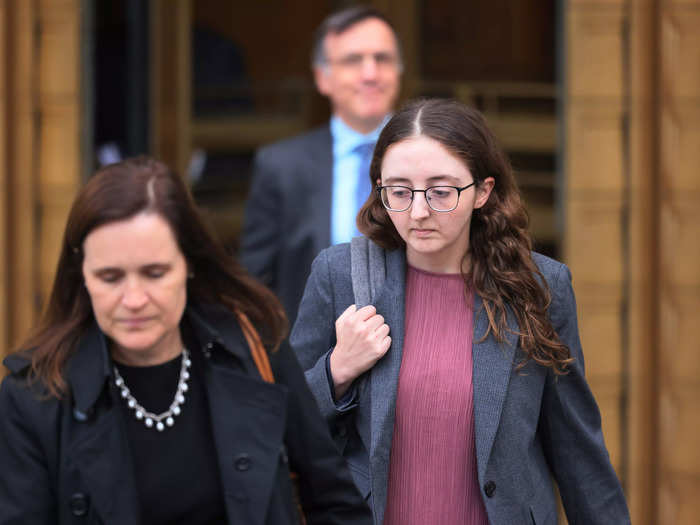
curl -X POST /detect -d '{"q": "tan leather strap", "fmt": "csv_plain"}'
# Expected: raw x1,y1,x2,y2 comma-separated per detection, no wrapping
235,310,275,383
235,310,305,524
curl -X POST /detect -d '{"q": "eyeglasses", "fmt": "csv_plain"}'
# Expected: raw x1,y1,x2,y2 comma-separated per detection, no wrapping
377,183,476,212
327,52,400,70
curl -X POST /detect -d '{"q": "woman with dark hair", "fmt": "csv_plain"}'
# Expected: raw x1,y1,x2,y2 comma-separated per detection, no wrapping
291,99,631,524
0,157,372,524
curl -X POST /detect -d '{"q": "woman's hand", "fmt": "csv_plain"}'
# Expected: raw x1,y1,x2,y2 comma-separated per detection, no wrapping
330,304,391,398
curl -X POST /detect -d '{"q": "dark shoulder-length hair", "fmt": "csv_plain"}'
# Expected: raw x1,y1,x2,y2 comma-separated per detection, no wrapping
19,156,287,397
358,99,572,373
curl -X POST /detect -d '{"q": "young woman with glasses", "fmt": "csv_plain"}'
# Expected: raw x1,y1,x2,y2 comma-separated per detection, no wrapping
290,99,630,525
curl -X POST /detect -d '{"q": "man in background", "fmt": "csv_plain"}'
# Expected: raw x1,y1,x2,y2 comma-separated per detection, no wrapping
240,6,402,323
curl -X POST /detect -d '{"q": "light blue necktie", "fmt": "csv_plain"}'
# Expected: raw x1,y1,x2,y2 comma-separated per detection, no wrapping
353,142,375,237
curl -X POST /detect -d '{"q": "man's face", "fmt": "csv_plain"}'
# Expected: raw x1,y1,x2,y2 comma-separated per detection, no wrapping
314,17,401,133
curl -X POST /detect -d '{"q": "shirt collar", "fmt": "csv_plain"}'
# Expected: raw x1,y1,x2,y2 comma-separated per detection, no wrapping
331,114,390,157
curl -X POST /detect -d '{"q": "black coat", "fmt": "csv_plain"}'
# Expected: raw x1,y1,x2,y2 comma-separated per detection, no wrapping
0,303,372,525
239,125,334,325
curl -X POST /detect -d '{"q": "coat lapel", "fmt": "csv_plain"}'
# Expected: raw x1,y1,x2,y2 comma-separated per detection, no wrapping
471,294,519,483
367,248,405,524
66,391,141,523
65,324,141,522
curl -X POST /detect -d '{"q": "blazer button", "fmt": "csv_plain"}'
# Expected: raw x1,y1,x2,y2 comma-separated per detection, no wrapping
484,480,496,498
69,493,89,516
234,453,251,471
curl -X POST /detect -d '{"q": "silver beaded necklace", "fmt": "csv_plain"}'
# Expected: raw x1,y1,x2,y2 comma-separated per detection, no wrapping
113,348,191,432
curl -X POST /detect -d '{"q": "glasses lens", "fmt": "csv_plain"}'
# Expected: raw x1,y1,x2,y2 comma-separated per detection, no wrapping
426,186,459,211
381,186,412,211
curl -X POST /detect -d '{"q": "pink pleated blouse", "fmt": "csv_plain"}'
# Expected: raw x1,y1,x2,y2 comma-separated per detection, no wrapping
383,265,489,525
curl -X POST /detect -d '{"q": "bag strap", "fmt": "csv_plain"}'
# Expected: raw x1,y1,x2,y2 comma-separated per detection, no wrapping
235,310,274,383
236,309,306,524
350,236,387,307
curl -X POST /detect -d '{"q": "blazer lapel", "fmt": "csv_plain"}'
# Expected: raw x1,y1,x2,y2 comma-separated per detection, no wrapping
367,248,405,524
471,294,519,483
308,125,333,252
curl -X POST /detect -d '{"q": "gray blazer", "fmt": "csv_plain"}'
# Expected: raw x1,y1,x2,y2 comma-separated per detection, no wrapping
290,242,630,525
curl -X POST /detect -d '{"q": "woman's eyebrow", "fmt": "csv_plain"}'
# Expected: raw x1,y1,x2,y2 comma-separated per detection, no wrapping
425,174,462,184
92,265,122,274
382,176,411,184
383,174,461,185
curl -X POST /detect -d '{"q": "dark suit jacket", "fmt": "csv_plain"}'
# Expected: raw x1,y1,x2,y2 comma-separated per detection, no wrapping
240,125,333,325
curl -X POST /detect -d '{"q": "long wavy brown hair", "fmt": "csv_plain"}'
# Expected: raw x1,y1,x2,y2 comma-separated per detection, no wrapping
357,99,572,373
16,156,287,397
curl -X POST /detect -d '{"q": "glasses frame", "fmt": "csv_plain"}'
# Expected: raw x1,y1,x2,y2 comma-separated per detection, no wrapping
376,182,477,212
327,51,400,70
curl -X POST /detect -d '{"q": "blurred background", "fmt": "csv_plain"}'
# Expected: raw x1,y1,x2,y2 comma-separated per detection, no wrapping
0,1,698,523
